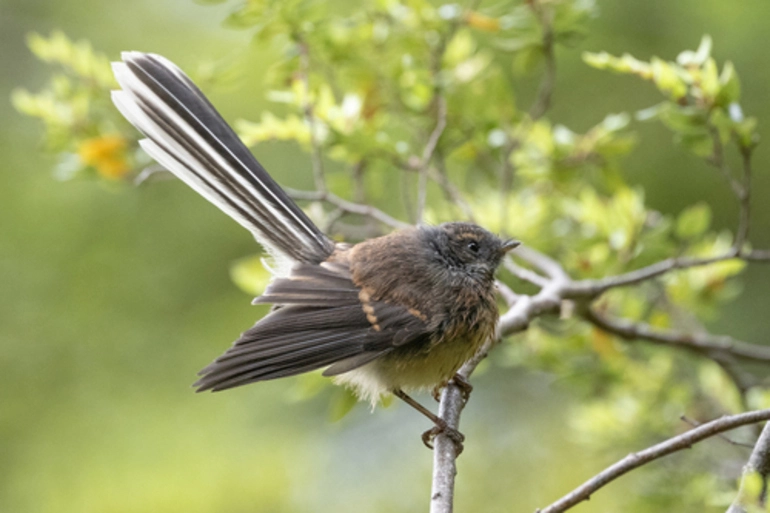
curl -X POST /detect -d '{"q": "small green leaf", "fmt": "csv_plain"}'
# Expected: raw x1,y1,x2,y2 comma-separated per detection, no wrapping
229,254,271,296
677,35,712,66
715,61,741,106
676,203,711,239
699,58,720,101
651,57,687,99
328,388,359,422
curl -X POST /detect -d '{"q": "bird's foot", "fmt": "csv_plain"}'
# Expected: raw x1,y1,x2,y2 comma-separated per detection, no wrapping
450,373,473,403
421,418,465,455
431,374,473,403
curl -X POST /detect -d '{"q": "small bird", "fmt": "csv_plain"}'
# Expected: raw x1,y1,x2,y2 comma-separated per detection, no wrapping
112,52,518,449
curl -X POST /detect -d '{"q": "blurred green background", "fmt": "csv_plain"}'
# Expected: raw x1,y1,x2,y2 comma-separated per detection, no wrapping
2,0,769,512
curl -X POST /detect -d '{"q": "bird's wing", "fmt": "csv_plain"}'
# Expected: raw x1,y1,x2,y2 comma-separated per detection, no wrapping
194,262,431,392
112,52,335,273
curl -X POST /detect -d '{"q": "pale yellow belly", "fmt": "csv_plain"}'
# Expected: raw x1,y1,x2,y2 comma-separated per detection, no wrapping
332,333,487,406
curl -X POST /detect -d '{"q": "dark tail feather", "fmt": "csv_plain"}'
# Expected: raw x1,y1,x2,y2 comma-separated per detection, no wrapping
111,52,335,271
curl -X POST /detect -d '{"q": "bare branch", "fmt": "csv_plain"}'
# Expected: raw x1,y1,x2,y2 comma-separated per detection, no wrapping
734,145,753,251
432,154,477,222
416,95,448,223
285,188,411,231
582,307,770,364
496,280,520,307
298,40,327,193
528,1,556,120
504,258,550,288
680,415,754,449
565,253,742,298
515,245,571,282
536,410,770,513
351,160,367,203
746,250,770,262
728,422,770,513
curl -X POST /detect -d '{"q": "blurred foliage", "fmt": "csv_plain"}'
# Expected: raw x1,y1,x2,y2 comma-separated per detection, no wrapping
9,0,768,512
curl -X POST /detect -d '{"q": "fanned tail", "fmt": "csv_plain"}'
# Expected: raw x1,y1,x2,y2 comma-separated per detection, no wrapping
111,52,334,272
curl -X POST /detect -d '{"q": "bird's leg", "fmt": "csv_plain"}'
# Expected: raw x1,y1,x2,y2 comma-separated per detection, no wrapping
393,389,464,454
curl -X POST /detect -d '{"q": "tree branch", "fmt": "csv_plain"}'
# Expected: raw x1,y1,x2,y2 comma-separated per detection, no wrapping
564,253,743,298
728,422,770,513
528,0,556,120
285,188,411,231
583,307,770,364
417,95,448,223
297,39,327,193
536,410,770,513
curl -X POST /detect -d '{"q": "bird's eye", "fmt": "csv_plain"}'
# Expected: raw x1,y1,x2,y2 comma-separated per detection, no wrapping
467,241,480,253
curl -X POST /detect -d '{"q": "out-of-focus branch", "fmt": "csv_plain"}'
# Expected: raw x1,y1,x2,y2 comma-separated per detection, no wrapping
297,40,327,193
728,422,770,513
564,253,743,298
432,154,476,222
528,1,556,120
706,119,755,253
504,258,550,288
680,415,754,449
583,307,770,364
417,96,448,223
734,145,753,250
535,410,770,513
285,188,410,230
746,250,770,262
496,280,520,307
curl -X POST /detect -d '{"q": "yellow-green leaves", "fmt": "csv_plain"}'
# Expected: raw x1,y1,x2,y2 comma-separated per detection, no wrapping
675,203,712,240
13,31,141,181
26,30,116,89
587,35,759,162
229,254,272,296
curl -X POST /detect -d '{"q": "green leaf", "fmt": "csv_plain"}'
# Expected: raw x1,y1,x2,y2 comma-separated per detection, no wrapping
328,388,359,422
676,203,711,239
650,57,686,99
583,51,651,78
699,58,720,101
715,61,741,107
229,254,271,296
676,35,712,66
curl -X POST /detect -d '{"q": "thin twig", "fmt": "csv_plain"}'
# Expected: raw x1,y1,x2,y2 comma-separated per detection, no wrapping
417,96,448,223
728,422,770,513
582,307,770,364
564,253,743,298
746,250,770,262
298,40,327,193
528,1,556,120
351,160,367,203
504,258,550,288
432,153,476,222
536,409,770,513
707,123,743,198
680,415,754,449
496,280,519,307
285,187,410,230
734,145,753,251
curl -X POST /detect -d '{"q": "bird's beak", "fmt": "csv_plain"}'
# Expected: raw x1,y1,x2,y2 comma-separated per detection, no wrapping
501,239,521,254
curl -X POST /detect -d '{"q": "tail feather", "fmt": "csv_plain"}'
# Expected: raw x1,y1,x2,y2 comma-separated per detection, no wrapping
112,52,335,272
